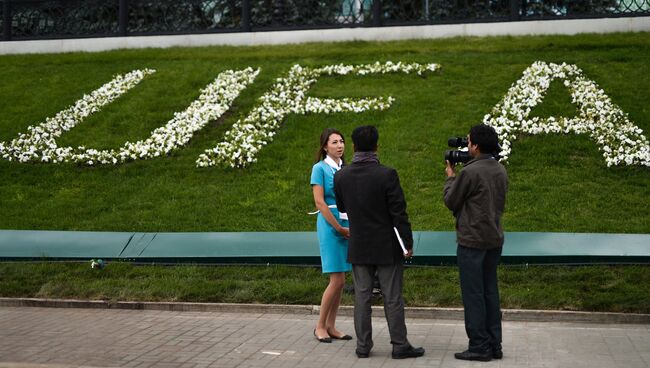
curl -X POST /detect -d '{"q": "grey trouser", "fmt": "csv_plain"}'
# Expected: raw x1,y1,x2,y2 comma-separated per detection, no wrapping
352,263,410,353
457,245,503,353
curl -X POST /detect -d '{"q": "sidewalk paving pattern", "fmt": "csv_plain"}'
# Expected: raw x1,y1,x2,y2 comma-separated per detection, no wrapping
0,307,649,368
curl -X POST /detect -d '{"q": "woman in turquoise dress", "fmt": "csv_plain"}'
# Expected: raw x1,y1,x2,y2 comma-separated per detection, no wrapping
310,128,352,343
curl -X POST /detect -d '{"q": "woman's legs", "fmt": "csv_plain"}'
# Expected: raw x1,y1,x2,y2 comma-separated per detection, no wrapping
316,272,346,338
326,272,346,337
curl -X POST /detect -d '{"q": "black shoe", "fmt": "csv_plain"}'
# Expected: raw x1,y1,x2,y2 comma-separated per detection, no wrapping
454,350,492,362
492,347,503,359
313,329,331,343
330,334,353,340
327,328,353,340
355,349,369,358
392,346,425,359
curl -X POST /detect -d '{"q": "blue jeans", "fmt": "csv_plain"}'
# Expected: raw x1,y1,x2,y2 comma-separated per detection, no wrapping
457,245,502,353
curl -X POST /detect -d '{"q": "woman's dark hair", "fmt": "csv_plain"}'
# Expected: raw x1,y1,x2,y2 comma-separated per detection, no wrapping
469,124,500,154
351,125,379,152
314,128,345,163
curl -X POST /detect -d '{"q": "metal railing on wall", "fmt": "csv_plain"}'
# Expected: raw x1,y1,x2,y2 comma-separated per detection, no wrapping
1,0,649,41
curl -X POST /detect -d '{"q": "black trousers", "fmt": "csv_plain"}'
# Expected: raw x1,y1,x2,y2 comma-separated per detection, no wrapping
457,245,503,353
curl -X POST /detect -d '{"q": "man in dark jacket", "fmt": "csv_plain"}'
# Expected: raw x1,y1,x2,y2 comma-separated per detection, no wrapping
334,125,424,360
444,124,508,362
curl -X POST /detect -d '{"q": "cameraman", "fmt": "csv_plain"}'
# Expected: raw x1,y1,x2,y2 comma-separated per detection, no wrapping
443,124,508,362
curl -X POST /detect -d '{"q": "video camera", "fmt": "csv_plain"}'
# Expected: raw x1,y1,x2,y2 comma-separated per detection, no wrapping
444,137,472,165
444,136,501,165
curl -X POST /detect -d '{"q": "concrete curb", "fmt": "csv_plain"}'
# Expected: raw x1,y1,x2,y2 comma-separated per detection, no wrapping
1,297,648,324
1,17,649,55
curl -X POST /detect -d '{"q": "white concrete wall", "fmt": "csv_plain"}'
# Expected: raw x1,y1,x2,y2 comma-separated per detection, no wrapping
0,16,648,55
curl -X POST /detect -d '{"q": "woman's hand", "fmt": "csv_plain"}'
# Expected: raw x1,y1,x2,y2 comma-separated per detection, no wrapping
338,226,350,239
313,185,350,239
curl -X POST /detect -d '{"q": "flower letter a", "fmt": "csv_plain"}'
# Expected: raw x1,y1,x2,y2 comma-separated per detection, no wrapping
483,61,649,167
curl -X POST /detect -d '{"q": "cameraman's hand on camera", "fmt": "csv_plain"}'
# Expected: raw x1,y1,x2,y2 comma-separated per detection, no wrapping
445,160,456,178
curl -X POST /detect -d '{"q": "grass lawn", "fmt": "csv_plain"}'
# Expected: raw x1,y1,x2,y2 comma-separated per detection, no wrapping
0,262,647,314
0,32,648,233
0,33,648,312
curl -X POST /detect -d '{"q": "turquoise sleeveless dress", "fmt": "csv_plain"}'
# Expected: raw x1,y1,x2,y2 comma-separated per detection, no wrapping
310,160,352,273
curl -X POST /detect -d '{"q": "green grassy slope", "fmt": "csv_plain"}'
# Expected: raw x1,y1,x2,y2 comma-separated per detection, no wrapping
1,263,647,313
0,33,648,233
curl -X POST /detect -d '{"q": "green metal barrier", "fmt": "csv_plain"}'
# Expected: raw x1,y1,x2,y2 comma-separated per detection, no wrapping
414,232,650,265
0,230,132,259
0,230,648,265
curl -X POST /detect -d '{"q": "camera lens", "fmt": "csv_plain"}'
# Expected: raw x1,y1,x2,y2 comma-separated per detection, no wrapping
444,150,472,164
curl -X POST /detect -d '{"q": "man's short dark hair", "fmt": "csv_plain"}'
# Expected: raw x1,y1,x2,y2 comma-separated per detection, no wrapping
469,124,499,154
352,125,379,152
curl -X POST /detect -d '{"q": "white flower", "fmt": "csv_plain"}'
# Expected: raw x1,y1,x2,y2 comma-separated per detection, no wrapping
1,69,155,164
0,68,259,166
197,62,441,168
483,61,649,167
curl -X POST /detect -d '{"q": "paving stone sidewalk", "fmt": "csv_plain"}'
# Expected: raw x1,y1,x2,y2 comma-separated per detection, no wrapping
0,306,648,368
